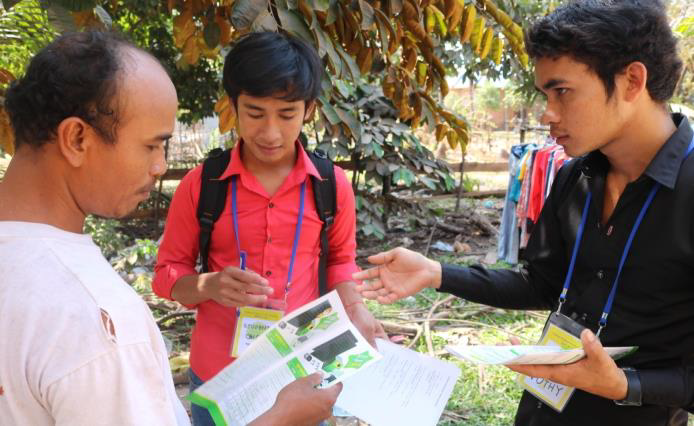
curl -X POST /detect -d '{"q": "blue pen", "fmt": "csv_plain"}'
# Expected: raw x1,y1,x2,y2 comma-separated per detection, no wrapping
239,251,247,270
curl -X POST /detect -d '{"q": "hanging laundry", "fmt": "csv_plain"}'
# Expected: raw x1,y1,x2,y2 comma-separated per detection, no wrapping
497,141,570,264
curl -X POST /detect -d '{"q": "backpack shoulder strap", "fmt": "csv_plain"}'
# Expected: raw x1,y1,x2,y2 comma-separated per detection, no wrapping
308,149,337,296
197,148,232,273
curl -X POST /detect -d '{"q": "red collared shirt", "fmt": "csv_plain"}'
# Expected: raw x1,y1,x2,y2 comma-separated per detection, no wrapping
153,141,359,380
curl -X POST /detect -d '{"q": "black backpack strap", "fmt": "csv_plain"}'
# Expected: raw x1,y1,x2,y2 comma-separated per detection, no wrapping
197,148,232,273
308,149,337,296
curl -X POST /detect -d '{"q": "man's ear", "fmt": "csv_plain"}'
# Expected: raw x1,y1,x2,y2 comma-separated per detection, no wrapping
304,101,316,122
621,61,648,103
55,117,93,167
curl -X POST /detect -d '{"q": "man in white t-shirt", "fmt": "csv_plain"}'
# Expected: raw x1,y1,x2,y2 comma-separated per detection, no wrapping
0,31,341,426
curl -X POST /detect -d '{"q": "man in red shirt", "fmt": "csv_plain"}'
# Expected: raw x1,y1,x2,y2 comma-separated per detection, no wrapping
153,31,384,425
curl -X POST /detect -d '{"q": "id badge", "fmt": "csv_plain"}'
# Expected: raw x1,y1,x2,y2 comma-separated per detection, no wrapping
230,306,283,358
518,311,585,412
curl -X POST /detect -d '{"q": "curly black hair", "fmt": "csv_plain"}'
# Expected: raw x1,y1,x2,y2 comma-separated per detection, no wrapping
525,0,683,103
5,31,141,149
222,31,322,107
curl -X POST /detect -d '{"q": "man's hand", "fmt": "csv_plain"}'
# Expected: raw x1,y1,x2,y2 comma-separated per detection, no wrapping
249,373,343,426
507,329,628,400
352,247,442,304
334,281,387,348
198,266,273,307
345,302,387,347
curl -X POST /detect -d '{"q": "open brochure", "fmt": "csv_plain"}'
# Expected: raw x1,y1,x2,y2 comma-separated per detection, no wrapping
189,291,382,426
446,344,637,365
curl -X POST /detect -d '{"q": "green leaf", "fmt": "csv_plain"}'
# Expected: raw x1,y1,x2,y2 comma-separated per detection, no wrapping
203,21,221,48
356,195,370,210
373,143,384,158
421,98,436,127
419,175,437,190
312,22,342,78
373,9,390,52
277,8,313,44
335,80,350,98
362,223,374,236
53,0,96,12
394,168,415,185
231,0,270,31
433,6,447,37
675,17,694,37
320,74,333,98
357,0,374,30
335,107,362,140
319,99,341,125
334,42,360,81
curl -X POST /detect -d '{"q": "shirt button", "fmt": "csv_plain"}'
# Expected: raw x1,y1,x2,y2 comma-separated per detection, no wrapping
597,270,605,279
267,237,272,243
266,271,272,276
269,202,274,208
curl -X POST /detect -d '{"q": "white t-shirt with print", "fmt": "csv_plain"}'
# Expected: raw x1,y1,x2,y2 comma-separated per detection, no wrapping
0,222,190,426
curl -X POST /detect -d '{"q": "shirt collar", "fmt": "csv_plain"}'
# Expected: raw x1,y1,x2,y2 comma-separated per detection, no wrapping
581,113,693,189
218,139,322,181
643,113,693,189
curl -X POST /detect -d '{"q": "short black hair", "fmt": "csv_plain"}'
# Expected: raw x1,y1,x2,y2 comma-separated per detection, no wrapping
5,31,142,149
525,0,683,102
222,31,322,106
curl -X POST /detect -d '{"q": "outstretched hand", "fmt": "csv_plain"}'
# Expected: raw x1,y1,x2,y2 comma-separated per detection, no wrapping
352,247,442,304
507,329,628,400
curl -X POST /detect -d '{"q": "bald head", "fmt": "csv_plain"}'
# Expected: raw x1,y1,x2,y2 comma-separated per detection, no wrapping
117,47,178,131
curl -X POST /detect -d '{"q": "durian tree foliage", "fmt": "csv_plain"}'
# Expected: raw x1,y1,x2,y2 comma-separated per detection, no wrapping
0,0,528,158
0,0,531,237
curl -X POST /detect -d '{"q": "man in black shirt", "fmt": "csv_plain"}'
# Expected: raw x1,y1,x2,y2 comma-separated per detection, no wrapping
353,1,693,425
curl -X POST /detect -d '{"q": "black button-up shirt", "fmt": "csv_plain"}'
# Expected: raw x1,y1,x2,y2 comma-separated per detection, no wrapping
439,114,694,425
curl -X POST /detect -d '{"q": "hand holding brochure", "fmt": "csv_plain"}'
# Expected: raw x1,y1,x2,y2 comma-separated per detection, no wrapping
189,291,382,426
446,344,637,365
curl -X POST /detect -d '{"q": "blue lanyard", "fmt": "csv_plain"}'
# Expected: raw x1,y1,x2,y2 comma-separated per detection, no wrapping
558,136,694,336
231,176,306,294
